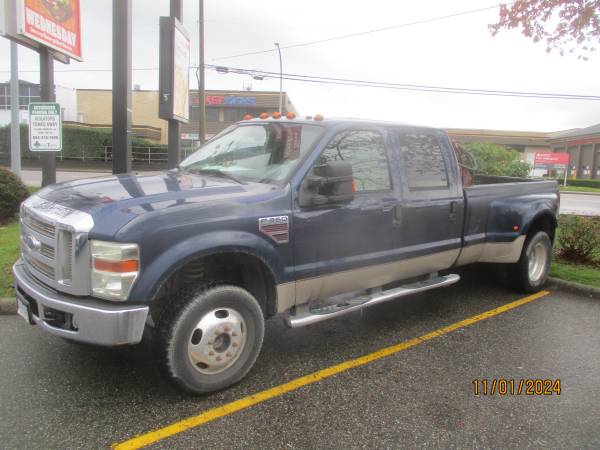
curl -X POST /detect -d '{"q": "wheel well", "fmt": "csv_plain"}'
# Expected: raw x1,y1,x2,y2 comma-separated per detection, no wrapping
527,213,557,242
150,252,278,323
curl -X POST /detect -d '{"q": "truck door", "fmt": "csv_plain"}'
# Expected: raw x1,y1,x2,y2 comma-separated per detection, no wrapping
292,127,399,304
391,128,465,272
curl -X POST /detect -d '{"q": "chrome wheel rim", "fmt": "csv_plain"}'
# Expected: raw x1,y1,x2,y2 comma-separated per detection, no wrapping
528,241,548,284
187,307,247,375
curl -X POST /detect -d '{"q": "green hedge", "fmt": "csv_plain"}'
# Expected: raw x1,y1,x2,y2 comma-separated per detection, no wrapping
565,178,600,188
0,124,166,161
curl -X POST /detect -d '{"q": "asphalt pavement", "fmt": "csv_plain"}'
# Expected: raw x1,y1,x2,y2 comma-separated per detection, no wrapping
1,267,599,449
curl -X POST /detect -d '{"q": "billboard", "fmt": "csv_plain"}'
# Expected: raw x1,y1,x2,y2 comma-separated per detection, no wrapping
159,16,190,123
1,0,82,61
534,152,570,170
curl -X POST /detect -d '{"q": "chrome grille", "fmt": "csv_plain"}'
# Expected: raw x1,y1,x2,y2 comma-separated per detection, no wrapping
24,214,56,238
40,243,55,259
19,197,93,296
23,253,55,279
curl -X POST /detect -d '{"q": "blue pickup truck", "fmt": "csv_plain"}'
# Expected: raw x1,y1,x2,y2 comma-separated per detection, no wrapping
14,116,559,393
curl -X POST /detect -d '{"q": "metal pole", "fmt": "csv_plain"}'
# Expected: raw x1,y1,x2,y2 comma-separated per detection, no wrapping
274,42,282,114
39,47,56,186
10,42,21,176
112,0,132,174
168,0,183,169
198,0,206,145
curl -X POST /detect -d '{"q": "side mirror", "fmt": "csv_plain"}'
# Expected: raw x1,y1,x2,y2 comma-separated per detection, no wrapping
299,161,354,207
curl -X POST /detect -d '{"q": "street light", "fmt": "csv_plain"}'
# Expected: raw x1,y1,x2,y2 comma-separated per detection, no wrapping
274,42,282,114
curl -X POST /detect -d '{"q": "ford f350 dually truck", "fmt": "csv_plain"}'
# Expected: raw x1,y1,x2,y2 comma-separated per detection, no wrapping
14,117,559,393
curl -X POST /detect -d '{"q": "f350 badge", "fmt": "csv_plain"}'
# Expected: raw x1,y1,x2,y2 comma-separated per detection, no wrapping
259,216,289,244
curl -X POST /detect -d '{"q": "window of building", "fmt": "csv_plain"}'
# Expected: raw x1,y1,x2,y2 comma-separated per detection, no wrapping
318,130,391,192
398,131,449,191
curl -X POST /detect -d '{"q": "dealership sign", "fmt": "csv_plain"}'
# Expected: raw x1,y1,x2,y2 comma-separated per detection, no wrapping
205,95,257,106
1,0,83,61
534,152,570,170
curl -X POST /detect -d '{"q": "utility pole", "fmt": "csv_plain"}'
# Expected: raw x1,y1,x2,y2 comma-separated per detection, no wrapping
39,47,56,186
10,41,21,177
274,42,283,114
112,0,132,174
168,0,183,168
198,0,206,145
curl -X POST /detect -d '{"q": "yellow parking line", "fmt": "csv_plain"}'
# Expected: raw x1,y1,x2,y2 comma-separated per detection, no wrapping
112,290,550,450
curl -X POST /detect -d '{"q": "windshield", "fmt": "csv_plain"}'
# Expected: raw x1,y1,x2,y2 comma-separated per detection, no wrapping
180,123,324,184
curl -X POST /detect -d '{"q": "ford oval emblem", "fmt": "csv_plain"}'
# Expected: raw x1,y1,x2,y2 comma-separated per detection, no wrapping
24,234,42,252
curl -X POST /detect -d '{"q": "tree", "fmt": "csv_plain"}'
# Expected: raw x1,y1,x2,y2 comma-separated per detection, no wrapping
463,142,531,178
489,0,600,59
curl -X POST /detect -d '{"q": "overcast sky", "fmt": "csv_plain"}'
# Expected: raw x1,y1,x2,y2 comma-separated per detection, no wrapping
1,0,600,132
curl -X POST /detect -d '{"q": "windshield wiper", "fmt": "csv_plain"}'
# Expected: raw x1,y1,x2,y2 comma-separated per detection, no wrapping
185,168,247,185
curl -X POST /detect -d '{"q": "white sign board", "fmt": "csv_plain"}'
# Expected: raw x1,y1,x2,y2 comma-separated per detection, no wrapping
28,102,62,151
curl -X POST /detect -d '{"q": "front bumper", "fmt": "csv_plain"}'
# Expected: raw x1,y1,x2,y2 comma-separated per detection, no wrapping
13,260,148,346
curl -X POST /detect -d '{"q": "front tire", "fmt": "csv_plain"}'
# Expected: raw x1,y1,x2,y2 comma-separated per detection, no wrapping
510,231,552,293
155,284,265,394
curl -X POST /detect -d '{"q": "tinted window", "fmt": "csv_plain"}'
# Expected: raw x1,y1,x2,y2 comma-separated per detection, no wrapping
318,130,390,192
398,132,448,190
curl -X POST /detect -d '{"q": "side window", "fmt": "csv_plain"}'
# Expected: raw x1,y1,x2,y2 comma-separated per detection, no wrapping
398,131,449,191
318,130,391,192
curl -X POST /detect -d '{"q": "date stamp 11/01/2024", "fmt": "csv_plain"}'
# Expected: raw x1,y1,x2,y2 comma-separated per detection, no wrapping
472,379,561,396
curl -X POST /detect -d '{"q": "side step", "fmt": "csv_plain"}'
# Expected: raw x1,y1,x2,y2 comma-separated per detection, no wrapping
285,274,460,328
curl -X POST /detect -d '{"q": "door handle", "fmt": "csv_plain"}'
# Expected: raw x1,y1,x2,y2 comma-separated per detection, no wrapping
449,201,457,223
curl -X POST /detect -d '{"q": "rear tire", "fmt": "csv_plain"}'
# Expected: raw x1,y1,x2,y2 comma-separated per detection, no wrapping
509,231,552,293
154,284,265,394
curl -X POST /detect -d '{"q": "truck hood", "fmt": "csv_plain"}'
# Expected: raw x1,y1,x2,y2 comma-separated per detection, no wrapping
36,170,282,238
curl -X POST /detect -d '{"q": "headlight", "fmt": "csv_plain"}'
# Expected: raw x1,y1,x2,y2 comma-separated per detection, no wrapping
90,240,139,301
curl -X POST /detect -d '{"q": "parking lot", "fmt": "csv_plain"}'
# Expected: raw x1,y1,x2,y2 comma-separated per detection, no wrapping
1,267,599,449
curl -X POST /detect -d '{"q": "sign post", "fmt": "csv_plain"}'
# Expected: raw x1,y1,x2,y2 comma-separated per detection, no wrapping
534,152,570,187
28,102,62,152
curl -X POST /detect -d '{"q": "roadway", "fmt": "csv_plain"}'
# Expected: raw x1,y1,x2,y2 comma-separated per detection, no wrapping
1,267,599,449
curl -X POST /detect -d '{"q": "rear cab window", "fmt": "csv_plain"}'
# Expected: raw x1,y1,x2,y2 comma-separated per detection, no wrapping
394,128,457,199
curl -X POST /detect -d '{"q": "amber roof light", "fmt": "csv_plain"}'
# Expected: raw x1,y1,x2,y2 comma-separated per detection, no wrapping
286,112,296,119
259,112,269,119
314,114,324,121
242,114,253,120
272,111,282,119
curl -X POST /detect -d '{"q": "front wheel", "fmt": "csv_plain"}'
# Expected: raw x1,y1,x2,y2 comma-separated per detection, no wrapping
155,284,265,394
509,231,553,293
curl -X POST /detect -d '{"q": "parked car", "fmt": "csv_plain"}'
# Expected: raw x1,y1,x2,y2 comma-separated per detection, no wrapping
14,116,559,394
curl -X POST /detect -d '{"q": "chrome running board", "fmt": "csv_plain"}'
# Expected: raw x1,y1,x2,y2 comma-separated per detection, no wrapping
285,273,460,328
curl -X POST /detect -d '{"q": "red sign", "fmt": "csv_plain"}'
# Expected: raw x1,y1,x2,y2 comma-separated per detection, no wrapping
534,153,570,166
20,0,82,61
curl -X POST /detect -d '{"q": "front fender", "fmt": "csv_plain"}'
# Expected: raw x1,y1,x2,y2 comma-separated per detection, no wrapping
127,230,286,304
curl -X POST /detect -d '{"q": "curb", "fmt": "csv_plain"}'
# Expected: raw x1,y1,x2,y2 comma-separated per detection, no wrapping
0,297,16,315
547,277,600,299
559,190,600,196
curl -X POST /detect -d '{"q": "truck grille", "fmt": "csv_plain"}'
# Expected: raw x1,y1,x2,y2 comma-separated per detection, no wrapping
20,207,70,286
19,198,93,296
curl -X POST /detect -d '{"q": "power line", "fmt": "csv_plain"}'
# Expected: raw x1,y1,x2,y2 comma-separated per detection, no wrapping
205,64,600,101
211,2,515,61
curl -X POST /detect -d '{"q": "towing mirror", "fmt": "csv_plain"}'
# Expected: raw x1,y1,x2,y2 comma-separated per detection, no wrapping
299,161,354,207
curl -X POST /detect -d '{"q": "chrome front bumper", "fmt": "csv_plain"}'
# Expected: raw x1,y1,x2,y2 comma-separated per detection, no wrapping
13,260,149,346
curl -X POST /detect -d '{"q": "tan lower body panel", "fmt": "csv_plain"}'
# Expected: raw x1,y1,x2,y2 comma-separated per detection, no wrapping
455,235,525,266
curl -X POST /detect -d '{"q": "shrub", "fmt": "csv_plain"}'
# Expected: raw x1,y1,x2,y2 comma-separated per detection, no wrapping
0,168,29,222
556,215,600,264
463,142,531,178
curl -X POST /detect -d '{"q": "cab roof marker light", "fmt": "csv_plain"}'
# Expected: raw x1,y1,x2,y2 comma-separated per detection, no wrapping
272,111,282,119
242,114,253,120
314,114,324,121
286,112,296,119
259,112,269,119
